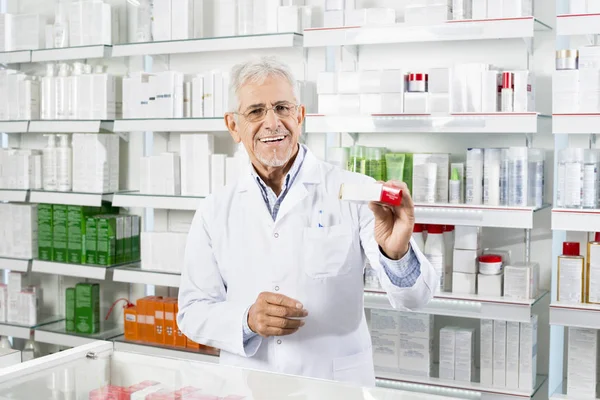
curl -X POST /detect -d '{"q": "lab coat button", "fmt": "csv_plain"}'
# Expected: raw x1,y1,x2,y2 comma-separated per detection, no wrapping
277,339,282,344
274,286,280,291
274,233,279,238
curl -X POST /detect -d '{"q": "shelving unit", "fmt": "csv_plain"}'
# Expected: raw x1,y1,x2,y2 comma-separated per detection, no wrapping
0,189,29,203
29,191,113,207
0,50,31,64
551,208,600,232
553,114,600,134
27,120,114,133
304,17,549,47
113,118,227,133
0,316,63,341
30,45,111,63
34,321,123,347
112,191,204,211
112,336,219,363
0,257,31,273
0,121,29,133
556,13,600,36
305,113,545,134
365,289,549,323
113,267,181,288
549,303,600,330
31,260,135,280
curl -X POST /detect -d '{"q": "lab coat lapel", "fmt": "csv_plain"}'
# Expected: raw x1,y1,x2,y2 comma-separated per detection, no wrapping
275,149,321,223
237,170,274,225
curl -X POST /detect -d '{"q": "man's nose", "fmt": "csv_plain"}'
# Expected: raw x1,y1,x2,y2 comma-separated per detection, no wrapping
263,108,280,130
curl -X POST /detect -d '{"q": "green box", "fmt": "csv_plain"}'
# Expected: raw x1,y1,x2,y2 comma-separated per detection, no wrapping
131,215,141,261
404,153,414,195
116,216,125,264
123,216,132,263
75,283,100,334
85,217,98,265
52,205,68,263
37,204,53,261
65,288,75,333
67,206,100,264
97,216,116,266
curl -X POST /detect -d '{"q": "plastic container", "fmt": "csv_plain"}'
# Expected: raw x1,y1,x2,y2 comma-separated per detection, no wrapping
364,147,385,181
556,49,578,70
408,73,428,92
479,254,503,275
583,149,600,209
424,224,445,292
508,147,528,207
499,148,510,206
528,149,545,208
42,134,58,191
348,145,365,174
56,134,72,192
466,148,484,205
412,223,426,251
563,148,584,209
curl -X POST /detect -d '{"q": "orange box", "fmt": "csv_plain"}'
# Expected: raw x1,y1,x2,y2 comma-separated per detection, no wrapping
154,298,166,345
174,301,186,348
123,305,138,341
163,299,177,346
186,337,200,351
136,297,148,342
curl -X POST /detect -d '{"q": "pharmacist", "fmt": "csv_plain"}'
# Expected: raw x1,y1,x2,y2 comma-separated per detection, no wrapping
178,57,437,387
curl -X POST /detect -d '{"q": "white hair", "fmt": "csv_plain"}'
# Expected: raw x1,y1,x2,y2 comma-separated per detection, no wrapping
229,57,300,113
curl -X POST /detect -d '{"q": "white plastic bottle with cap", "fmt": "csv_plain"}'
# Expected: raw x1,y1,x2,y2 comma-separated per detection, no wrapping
0,336,11,349
57,134,72,192
412,224,426,251
501,72,514,112
41,63,56,120
43,134,58,191
55,63,71,120
424,224,445,293
68,63,84,119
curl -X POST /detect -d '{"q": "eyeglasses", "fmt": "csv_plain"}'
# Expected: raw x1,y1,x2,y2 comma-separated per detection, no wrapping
234,103,300,122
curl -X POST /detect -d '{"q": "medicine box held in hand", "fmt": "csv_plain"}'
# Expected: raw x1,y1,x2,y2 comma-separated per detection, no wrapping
339,183,402,206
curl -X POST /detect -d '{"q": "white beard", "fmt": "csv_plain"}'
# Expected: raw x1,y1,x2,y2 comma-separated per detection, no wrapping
255,128,294,167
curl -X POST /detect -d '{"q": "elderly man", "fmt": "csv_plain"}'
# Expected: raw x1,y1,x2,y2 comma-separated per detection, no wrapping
177,57,437,386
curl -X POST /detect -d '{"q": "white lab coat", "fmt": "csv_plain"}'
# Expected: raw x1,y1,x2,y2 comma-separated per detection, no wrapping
177,148,437,387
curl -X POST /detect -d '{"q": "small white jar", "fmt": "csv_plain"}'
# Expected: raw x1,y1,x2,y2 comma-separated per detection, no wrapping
556,49,578,70
479,254,503,275
408,73,428,92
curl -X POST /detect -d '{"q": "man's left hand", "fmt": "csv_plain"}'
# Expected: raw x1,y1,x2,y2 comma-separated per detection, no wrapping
369,181,415,260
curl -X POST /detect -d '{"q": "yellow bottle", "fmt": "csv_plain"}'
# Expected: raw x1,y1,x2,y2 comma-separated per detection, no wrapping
587,233,600,304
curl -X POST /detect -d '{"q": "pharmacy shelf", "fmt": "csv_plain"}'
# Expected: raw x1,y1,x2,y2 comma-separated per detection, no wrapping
305,113,544,134
29,190,113,207
35,321,123,348
0,316,63,341
113,118,227,133
112,336,220,363
377,369,547,400
0,50,31,64
553,114,600,134
0,121,29,133
28,120,114,133
112,191,205,211
0,257,31,273
111,33,302,58
414,204,550,229
304,17,549,47
113,267,181,288
549,303,600,329
0,189,29,203
551,208,600,232
31,260,136,280
364,289,548,323
549,394,597,400
31,45,111,63
557,13,600,36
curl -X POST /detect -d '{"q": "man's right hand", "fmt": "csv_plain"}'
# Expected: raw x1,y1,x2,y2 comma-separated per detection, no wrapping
247,292,308,337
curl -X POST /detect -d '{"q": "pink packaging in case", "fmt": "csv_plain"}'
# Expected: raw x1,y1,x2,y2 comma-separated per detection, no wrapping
88,385,125,400
221,396,246,400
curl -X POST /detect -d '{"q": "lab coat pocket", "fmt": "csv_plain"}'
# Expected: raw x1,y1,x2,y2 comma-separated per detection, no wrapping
333,347,374,385
304,224,353,278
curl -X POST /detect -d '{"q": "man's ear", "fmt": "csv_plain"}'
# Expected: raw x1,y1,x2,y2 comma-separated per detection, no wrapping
296,105,306,127
225,112,242,143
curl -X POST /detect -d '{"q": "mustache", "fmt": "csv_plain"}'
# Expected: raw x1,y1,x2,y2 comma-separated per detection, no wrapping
256,128,291,140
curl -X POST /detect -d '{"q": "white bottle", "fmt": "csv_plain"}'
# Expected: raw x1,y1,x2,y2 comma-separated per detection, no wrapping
412,224,426,251
443,225,454,292
55,63,71,120
43,134,58,191
21,339,39,362
128,0,153,43
80,64,94,120
54,1,69,48
424,224,445,293
68,63,84,120
0,336,11,349
501,72,514,112
57,134,72,192
41,63,56,120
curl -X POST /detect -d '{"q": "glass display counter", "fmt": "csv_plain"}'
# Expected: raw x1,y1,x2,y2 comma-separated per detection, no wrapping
0,341,464,400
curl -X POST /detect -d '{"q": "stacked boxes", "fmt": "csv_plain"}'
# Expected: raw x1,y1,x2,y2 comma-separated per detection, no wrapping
567,327,598,397
141,232,187,273
440,325,476,383
74,283,100,334
0,204,38,260
65,287,75,333
37,204,141,266
0,272,39,326
452,226,482,295
122,296,219,354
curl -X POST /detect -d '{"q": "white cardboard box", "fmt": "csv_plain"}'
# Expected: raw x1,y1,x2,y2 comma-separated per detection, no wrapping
519,315,538,391
439,326,458,380
454,226,481,250
481,319,494,386
506,321,520,389
453,249,482,274
504,262,539,300
452,272,477,294
493,320,507,388
455,328,475,382
478,273,503,296
371,309,400,370
567,327,597,397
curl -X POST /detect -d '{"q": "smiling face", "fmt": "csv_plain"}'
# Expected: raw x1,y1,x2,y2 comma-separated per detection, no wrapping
225,75,305,173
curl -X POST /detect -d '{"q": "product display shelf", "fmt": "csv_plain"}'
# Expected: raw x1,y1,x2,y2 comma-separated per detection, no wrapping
556,13,600,36
305,113,546,134
29,190,113,207
0,121,29,133
111,32,303,58
27,120,114,133
551,208,600,232
30,45,111,63
0,189,29,203
112,336,220,363
34,320,123,348
31,260,138,280
112,191,204,211
549,302,600,329
0,50,31,64
376,368,548,400
415,203,551,229
304,17,550,48
550,393,598,400
113,118,227,133
112,266,181,288
553,114,600,134
364,289,548,323
0,257,31,273
0,316,63,341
